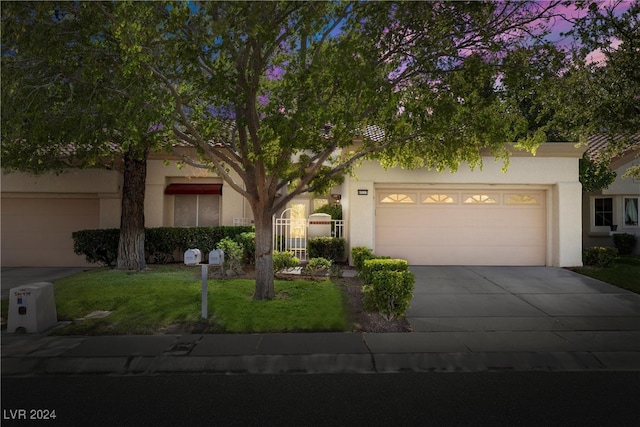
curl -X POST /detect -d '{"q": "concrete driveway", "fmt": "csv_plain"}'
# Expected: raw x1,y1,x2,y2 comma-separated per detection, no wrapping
408,266,640,332
1,267,87,300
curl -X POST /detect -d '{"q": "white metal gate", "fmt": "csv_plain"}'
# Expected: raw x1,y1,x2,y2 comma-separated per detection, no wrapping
272,208,344,260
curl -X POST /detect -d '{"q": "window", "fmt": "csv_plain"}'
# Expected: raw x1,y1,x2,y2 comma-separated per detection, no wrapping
464,194,497,204
624,197,639,226
380,193,415,204
594,197,613,227
506,194,539,205
423,194,455,204
174,194,220,227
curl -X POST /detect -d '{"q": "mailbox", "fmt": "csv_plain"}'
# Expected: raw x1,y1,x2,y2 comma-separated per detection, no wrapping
184,248,202,265
8,282,58,333
209,249,225,266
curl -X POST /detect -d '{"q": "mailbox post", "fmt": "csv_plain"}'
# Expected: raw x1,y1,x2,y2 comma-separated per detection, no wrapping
184,248,224,320
200,263,208,319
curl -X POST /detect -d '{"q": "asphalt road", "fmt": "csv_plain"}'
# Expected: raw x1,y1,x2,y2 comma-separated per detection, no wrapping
2,372,639,427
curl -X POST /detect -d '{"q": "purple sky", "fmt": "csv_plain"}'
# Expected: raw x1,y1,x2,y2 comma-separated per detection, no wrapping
543,0,632,62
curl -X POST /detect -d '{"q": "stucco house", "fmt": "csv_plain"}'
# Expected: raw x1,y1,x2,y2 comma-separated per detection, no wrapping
1,142,586,268
581,135,640,254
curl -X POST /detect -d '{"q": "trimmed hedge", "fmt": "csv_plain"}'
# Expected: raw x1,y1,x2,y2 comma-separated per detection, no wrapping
363,270,415,321
583,246,618,268
72,229,120,266
351,246,376,272
308,237,345,261
73,226,254,266
361,258,409,285
613,233,637,256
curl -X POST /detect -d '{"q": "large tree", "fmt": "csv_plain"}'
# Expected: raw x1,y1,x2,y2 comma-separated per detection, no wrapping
143,1,562,299
1,2,172,270
3,1,564,298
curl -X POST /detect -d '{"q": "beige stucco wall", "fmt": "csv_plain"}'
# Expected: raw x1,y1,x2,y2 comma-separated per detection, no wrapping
345,143,584,267
145,160,251,227
1,169,121,266
1,163,252,266
1,169,121,194
602,161,640,195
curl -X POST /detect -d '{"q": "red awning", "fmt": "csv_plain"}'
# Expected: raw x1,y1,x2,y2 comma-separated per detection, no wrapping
164,184,223,195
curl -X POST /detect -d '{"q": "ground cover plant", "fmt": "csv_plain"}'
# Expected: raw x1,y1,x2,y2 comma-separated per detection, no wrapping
38,265,348,335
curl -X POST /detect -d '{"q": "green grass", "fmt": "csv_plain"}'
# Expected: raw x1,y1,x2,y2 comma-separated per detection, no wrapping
1,265,349,335
571,256,640,294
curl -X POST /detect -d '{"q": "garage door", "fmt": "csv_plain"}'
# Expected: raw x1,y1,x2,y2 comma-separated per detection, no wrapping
1,198,99,267
375,189,546,265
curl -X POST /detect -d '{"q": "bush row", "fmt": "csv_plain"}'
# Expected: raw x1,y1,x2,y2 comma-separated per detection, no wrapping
351,246,414,321
72,226,254,266
308,237,345,261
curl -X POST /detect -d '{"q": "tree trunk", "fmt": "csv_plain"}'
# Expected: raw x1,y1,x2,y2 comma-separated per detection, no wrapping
253,208,275,300
116,143,149,271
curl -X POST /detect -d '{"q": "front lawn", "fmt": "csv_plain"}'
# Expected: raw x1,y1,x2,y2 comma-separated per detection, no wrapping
571,256,640,294
5,265,349,335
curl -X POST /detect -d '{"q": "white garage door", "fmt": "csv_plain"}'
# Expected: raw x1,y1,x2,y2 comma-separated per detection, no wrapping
1,198,100,267
375,189,546,265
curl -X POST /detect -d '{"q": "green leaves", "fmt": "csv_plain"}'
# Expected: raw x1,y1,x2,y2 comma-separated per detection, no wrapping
1,2,173,173
579,152,617,193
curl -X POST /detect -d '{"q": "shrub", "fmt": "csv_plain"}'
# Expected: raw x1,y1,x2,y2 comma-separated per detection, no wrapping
216,237,244,275
303,257,333,278
72,226,254,266
72,229,120,266
145,227,183,263
613,233,637,256
362,270,415,321
313,203,342,220
308,237,345,261
361,258,409,285
351,246,376,272
583,246,618,268
273,251,300,274
235,231,256,265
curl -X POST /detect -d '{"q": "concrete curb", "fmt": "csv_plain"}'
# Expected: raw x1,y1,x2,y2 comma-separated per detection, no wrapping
3,332,640,376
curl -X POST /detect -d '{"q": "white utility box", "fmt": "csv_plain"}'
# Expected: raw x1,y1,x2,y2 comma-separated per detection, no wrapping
184,248,202,265
308,213,332,238
8,282,58,333
209,249,225,266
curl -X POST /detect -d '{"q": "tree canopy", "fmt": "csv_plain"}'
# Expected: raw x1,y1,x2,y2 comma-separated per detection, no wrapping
3,1,571,298
1,2,176,270
148,1,565,298
558,0,640,179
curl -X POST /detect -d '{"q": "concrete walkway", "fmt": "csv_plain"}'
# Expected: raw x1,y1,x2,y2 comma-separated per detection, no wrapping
2,266,640,376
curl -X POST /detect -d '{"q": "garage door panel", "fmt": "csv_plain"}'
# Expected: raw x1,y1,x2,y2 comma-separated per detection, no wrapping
1,198,99,267
375,189,545,266
377,244,545,266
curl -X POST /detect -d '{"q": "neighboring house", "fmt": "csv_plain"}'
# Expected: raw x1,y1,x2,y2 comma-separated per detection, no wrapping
582,135,640,254
1,142,586,268
1,152,252,267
